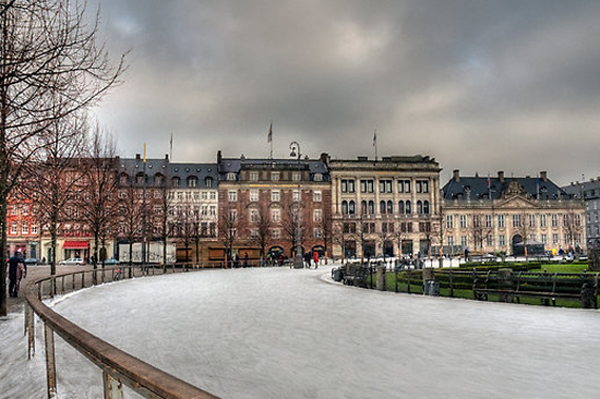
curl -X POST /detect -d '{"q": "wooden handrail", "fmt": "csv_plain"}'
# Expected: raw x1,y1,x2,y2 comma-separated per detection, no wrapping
24,267,221,399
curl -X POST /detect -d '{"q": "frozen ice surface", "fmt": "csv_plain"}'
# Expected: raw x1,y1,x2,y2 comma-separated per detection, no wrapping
2,265,600,399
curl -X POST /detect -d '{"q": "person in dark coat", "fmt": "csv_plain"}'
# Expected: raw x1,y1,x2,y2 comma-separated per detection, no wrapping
243,252,249,268
8,251,25,297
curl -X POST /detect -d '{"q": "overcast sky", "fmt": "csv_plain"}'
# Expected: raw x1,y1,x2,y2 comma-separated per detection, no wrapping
87,0,600,185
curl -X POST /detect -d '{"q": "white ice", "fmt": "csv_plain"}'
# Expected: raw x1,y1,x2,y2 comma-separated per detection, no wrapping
2,265,600,399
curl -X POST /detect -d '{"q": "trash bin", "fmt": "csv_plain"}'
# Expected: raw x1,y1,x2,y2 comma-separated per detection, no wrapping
332,268,342,282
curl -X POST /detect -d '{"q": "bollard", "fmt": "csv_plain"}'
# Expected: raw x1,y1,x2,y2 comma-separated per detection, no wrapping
376,265,386,291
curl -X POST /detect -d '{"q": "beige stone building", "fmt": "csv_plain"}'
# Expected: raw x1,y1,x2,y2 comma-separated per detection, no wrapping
441,170,586,256
329,155,441,259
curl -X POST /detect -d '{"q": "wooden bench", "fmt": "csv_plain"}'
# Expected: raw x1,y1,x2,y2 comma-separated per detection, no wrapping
473,270,599,309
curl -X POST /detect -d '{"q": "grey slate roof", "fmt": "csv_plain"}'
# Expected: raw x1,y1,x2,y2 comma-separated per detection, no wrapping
442,176,568,201
218,157,330,181
118,157,218,188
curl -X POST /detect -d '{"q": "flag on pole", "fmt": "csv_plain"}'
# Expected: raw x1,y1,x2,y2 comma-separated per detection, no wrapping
373,129,377,147
268,123,273,143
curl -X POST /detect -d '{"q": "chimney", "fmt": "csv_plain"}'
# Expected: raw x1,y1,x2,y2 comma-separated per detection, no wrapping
498,171,504,183
217,150,222,164
540,171,547,182
320,152,330,166
165,154,169,160
135,153,141,160
453,169,460,182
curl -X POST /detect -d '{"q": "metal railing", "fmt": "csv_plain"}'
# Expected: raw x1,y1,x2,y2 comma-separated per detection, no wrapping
24,265,222,399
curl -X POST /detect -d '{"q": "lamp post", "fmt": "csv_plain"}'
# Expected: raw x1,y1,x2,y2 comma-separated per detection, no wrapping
290,141,304,269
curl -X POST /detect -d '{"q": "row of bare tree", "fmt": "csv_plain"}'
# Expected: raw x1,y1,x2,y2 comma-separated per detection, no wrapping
0,0,127,315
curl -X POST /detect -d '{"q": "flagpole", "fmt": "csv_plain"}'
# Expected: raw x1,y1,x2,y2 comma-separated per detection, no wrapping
169,133,173,161
373,129,378,161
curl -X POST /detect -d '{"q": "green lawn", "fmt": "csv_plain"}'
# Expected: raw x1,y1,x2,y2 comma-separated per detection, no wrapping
528,263,590,274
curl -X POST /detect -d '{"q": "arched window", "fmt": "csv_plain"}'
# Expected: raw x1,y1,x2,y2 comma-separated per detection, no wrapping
405,200,412,214
136,172,145,184
417,200,423,215
361,201,367,215
398,201,405,214
380,200,386,214
154,173,164,186
172,176,180,187
349,200,356,215
368,201,375,215
423,200,430,215
387,200,393,214
187,176,198,188
342,201,348,215
204,176,213,188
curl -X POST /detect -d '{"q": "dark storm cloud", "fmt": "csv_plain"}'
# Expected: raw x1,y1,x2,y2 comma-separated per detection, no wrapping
88,0,600,185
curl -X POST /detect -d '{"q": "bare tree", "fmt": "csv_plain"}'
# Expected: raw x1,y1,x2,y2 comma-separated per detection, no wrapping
219,205,243,267
0,0,126,315
247,203,272,260
117,176,144,268
319,207,334,262
21,111,86,280
78,128,119,279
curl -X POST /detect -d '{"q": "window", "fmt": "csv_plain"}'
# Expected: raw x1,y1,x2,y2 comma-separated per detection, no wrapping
293,190,300,202
314,228,322,238
227,173,236,181
446,215,454,229
10,224,17,235
398,201,405,215
417,201,423,215
379,179,392,193
405,200,411,214
186,192,192,200
187,176,198,188
485,215,493,228
271,190,280,202
423,201,430,215
341,179,355,193
271,172,280,181
201,192,208,200
380,201,386,214
292,172,301,181
172,177,180,187
272,228,280,239
512,215,521,228
314,209,322,222
249,171,259,181
272,209,280,222
460,215,467,229
22,224,28,234
486,234,493,247
313,191,322,202
361,180,374,193
368,201,375,215
400,222,413,233
343,223,356,234
460,236,468,246
209,206,216,216
541,234,547,244
210,192,216,200
250,190,259,202
250,209,258,223
228,190,237,202
387,200,393,214
229,209,237,221
348,200,356,215
314,173,323,182
23,205,28,215
204,177,213,188
529,215,536,228
551,214,558,227
31,225,38,235
416,180,429,193
498,214,505,228
177,192,183,200
194,192,199,200
447,236,454,246
552,233,559,244
342,201,349,215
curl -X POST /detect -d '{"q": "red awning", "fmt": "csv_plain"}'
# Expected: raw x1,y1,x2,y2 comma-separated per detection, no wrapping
63,241,90,249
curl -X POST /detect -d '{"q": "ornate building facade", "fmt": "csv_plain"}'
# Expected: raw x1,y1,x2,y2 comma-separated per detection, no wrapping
442,170,586,256
329,155,441,259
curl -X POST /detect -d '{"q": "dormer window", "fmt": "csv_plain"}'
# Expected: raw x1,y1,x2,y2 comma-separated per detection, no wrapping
314,173,323,182
227,172,236,181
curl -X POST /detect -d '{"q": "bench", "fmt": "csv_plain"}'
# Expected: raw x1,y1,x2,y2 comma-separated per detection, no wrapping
341,264,370,288
473,270,599,309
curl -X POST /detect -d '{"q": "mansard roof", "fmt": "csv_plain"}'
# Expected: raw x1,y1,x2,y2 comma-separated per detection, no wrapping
442,172,568,201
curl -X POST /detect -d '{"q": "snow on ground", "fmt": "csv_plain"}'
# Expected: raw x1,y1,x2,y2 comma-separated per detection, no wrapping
2,265,600,399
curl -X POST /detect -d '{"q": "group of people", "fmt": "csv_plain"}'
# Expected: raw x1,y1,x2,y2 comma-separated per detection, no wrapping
7,251,27,298
303,251,320,268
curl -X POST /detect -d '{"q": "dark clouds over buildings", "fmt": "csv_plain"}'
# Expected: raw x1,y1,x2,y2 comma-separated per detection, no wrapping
88,0,600,184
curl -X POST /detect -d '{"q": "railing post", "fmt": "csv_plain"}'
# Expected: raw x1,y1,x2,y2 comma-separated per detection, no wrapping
25,302,36,359
44,324,58,399
103,370,124,399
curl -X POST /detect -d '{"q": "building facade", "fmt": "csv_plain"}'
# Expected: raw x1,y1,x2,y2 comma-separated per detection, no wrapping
562,178,600,248
329,155,441,259
217,151,331,264
442,170,586,256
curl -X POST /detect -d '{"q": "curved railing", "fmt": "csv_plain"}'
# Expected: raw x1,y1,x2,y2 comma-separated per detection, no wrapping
24,265,222,399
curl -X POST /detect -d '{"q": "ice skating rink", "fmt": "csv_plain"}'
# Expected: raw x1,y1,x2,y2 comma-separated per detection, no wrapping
3,266,600,399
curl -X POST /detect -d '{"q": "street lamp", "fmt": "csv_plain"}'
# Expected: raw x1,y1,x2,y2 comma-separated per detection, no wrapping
290,141,304,269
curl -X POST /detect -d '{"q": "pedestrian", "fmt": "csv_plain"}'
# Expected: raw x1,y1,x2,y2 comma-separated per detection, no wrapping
243,252,249,268
233,253,240,268
313,251,319,268
8,251,25,297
